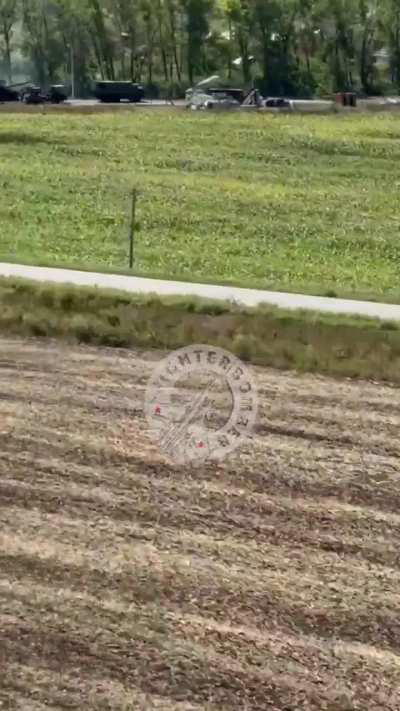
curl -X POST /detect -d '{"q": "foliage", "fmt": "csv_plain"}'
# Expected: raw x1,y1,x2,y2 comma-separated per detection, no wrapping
0,0,397,95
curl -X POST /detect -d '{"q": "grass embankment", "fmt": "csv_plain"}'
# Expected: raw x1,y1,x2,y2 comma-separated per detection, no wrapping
1,111,400,301
1,277,400,383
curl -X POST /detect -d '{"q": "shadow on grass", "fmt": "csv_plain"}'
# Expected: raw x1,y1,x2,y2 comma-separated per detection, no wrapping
0,132,59,146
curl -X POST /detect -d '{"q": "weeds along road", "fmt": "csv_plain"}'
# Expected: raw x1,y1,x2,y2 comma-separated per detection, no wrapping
2,263,400,321
1,336,400,709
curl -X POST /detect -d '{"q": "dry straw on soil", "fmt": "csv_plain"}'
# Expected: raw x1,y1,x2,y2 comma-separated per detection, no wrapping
1,336,400,710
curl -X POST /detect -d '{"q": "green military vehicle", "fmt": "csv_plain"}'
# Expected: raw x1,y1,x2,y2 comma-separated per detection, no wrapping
93,81,145,103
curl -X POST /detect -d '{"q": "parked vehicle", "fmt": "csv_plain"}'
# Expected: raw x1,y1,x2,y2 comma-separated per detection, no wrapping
47,85,67,103
263,97,291,108
189,89,243,110
19,84,68,105
20,86,45,104
93,81,145,103
186,77,244,110
0,85,19,102
186,76,262,110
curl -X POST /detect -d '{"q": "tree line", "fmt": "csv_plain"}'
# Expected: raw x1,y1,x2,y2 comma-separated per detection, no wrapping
0,0,399,97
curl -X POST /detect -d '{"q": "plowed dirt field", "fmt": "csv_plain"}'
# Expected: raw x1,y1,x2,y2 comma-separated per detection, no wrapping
1,337,400,710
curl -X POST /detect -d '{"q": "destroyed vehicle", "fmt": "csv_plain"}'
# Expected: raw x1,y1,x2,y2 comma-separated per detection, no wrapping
20,86,46,104
189,87,245,103
20,85,68,104
93,81,145,103
47,85,67,103
263,97,291,108
186,75,262,110
0,84,19,102
186,75,244,110
189,88,243,110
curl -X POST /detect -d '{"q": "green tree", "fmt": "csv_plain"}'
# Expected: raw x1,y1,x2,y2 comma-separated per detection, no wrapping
0,0,17,82
182,0,213,83
382,0,400,89
0,0,391,97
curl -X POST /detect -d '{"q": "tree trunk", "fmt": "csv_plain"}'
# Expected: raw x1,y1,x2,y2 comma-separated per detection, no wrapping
227,17,232,79
3,26,12,83
91,32,105,79
128,49,132,81
360,32,368,92
168,2,181,82
161,48,169,81
89,0,115,79
238,29,250,83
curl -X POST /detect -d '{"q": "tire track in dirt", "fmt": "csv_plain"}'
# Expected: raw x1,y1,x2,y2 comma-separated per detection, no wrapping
1,578,399,710
2,475,400,569
1,336,400,710
2,527,400,653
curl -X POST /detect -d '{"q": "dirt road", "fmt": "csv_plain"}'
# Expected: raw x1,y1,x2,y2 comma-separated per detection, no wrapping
1,337,400,710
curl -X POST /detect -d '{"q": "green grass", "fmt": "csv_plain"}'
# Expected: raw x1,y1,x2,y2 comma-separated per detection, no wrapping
2,276,400,383
2,110,400,300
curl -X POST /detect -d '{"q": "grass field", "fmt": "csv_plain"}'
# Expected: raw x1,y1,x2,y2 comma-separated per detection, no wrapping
1,337,400,710
2,110,400,301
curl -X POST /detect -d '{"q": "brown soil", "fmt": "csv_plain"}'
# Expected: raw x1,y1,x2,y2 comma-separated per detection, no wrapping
1,337,400,710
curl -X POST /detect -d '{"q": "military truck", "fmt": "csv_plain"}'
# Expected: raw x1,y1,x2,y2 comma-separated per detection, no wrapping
93,81,145,103
0,84,19,102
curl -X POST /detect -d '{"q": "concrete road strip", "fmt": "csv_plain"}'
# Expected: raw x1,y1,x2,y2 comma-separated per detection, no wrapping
1,262,400,321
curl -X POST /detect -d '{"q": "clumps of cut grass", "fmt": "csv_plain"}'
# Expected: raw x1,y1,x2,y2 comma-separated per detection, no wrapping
1,276,400,383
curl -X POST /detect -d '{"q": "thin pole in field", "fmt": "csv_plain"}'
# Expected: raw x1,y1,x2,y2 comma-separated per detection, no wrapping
129,188,137,269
